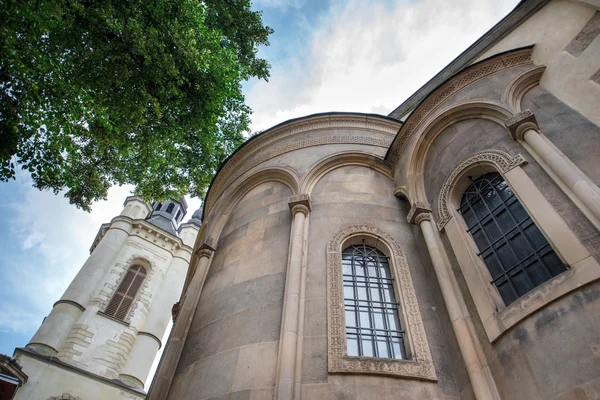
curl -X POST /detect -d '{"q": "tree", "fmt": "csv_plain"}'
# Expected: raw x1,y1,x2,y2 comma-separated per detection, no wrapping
0,0,272,210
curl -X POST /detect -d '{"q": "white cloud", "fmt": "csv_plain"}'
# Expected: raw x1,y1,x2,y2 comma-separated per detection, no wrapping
246,0,520,131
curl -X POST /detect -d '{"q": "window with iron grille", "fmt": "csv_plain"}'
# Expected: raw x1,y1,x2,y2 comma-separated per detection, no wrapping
342,244,406,359
104,265,147,320
459,172,566,305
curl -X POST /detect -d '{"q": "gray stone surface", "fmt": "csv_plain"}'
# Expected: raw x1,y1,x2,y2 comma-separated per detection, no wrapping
169,181,291,399
564,12,600,57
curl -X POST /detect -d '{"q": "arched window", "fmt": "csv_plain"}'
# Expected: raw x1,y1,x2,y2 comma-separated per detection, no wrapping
105,265,147,320
342,244,406,359
166,203,175,213
459,172,566,305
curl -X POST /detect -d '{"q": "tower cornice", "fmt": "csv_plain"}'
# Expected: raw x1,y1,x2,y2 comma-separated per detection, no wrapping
90,216,193,257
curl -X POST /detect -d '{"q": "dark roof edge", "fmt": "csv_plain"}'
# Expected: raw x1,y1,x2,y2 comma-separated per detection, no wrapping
388,0,549,120
201,112,402,220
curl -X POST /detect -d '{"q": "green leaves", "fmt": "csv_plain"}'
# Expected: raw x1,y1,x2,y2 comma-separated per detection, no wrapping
0,0,272,211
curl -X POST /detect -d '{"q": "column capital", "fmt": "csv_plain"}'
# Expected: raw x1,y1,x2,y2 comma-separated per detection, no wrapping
194,237,216,257
505,109,540,140
289,194,311,216
407,202,432,225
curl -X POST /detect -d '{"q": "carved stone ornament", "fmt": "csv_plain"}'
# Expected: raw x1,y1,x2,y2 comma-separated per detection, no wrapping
414,212,432,226
436,149,527,231
327,224,437,381
407,202,432,225
195,237,217,256
289,194,311,215
505,109,540,140
387,48,533,165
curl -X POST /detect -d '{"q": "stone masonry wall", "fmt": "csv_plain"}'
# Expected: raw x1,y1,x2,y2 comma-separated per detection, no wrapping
168,181,292,400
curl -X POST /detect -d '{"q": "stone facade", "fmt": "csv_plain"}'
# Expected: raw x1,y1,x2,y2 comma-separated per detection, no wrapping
149,1,600,399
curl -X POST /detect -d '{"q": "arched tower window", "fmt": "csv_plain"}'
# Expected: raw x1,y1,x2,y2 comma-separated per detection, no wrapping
459,172,566,305
342,244,406,359
166,203,175,213
105,265,147,320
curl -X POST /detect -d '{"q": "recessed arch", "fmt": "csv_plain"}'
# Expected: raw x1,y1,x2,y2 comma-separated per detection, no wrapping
300,151,392,197
502,65,546,113
404,100,513,205
203,166,299,242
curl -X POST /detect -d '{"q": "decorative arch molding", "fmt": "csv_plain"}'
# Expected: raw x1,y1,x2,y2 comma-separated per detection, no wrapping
203,166,299,242
386,47,533,165
404,99,513,205
326,224,436,381
205,113,400,214
300,151,392,196
436,149,527,230
502,65,546,113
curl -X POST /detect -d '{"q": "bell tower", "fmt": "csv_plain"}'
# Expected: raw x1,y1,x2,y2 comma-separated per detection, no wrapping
13,196,200,400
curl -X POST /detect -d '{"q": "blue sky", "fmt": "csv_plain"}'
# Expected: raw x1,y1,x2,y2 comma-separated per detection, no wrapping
0,0,519,365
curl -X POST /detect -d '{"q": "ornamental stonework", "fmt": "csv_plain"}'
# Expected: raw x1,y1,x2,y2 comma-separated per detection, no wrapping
326,224,437,381
387,48,533,165
436,149,527,230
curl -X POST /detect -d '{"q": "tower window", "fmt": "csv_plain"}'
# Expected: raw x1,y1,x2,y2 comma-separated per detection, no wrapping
105,265,147,320
459,172,566,305
175,210,182,222
342,244,406,359
166,203,175,213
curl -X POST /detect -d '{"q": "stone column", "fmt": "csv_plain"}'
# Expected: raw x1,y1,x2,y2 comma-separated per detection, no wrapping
276,195,311,400
409,205,494,400
147,239,216,400
506,110,600,224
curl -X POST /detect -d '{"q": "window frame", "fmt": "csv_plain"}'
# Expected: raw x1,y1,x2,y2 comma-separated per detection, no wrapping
327,225,436,381
104,263,148,322
438,150,600,342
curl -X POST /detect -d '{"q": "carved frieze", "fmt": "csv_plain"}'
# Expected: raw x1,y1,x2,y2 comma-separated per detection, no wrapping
387,48,533,165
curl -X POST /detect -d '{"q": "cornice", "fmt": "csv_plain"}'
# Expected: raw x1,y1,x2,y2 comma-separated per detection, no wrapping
203,113,401,218
90,217,189,256
386,47,534,166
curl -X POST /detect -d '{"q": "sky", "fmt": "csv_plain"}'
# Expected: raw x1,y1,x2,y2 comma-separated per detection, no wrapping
0,0,520,383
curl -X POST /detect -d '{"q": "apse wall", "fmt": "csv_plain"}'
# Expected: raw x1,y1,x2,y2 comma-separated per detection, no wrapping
302,165,471,399
161,113,476,400
168,181,292,399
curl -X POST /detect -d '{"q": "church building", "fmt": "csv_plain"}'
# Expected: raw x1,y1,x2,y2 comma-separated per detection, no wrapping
7,0,600,399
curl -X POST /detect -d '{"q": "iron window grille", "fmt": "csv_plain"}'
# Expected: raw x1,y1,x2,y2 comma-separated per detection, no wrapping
459,172,566,306
342,244,407,360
